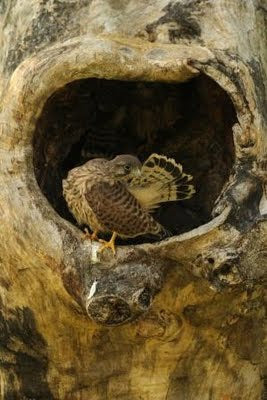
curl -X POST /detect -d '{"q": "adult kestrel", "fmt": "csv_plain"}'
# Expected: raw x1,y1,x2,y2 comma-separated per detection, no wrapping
63,154,195,254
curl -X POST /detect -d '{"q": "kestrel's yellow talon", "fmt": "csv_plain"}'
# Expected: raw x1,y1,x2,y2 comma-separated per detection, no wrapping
98,232,117,255
83,228,99,241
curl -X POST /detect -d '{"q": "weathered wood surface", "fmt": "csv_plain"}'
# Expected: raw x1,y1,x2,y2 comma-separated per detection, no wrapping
0,1,266,399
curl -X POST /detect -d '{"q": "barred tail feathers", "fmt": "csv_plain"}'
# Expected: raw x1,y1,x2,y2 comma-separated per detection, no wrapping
129,154,195,210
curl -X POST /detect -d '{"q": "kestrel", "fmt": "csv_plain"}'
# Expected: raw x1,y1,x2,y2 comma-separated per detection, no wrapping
63,154,195,254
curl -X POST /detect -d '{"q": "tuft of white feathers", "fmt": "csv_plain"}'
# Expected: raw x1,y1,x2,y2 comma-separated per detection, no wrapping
88,279,98,300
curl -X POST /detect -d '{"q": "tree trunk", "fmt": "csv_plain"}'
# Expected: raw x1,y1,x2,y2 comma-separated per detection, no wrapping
0,1,266,399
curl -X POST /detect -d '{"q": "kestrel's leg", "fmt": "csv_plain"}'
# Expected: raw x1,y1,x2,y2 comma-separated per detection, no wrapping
83,228,99,241
98,232,117,255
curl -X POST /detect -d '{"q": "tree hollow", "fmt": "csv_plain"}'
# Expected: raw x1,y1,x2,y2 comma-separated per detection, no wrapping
33,74,236,243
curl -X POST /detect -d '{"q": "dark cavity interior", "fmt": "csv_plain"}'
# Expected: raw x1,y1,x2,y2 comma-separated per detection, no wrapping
33,75,236,244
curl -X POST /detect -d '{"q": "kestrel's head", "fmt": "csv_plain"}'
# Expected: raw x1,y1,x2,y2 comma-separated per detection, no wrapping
109,154,142,182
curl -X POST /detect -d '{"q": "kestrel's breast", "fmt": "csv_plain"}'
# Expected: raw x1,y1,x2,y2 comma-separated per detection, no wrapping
62,169,106,233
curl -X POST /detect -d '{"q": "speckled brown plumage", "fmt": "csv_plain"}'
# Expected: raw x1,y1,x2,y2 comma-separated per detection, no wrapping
63,156,163,240
62,154,195,249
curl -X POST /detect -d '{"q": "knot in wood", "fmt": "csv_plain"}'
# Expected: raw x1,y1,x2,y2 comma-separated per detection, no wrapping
84,254,165,325
86,295,132,325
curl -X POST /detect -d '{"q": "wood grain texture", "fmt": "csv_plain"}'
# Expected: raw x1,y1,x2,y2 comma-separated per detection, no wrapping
0,0,266,399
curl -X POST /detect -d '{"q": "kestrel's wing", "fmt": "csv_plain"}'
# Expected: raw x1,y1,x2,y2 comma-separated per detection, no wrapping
85,180,162,237
129,153,195,211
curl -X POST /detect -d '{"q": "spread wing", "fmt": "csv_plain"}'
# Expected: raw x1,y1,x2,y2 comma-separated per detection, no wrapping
129,153,195,211
85,180,162,237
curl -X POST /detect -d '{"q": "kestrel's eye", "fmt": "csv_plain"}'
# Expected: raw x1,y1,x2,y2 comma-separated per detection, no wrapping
124,164,131,173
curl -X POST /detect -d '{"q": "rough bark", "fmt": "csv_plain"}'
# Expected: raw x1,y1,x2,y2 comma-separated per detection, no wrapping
0,1,266,399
